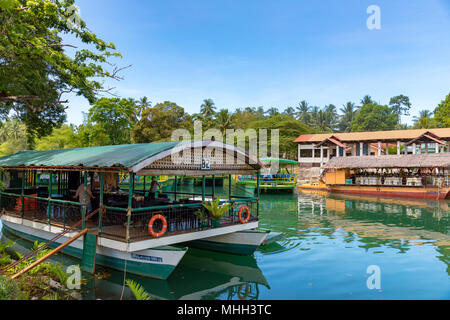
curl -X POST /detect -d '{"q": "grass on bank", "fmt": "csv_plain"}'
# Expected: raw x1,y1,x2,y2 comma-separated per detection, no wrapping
0,240,75,300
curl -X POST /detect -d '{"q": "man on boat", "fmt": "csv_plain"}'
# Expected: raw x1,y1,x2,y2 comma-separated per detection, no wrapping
147,176,162,200
73,183,95,213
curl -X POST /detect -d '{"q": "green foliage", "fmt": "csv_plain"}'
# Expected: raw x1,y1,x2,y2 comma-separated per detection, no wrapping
338,102,357,132
87,98,137,145
44,264,69,285
202,198,232,220
0,0,122,138
194,209,209,224
434,93,450,128
132,101,192,143
249,114,315,158
0,275,19,300
389,95,412,117
0,240,14,266
0,119,29,156
351,103,398,132
34,124,81,150
126,279,151,300
412,110,437,129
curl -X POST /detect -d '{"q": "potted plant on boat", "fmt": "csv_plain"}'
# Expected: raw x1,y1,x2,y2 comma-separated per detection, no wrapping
202,198,232,228
194,208,209,230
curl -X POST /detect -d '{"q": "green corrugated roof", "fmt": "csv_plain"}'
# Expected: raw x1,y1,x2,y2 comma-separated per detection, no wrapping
0,142,181,170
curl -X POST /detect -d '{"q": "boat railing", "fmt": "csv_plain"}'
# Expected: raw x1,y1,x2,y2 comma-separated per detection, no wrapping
0,190,259,242
0,191,84,229
99,198,258,242
353,175,449,187
238,174,296,184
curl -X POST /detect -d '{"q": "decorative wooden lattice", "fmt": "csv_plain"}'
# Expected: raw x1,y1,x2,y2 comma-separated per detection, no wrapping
138,147,259,176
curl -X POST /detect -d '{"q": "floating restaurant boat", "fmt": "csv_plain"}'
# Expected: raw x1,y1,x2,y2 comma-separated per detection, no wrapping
0,141,268,280
298,153,450,200
236,158,298,193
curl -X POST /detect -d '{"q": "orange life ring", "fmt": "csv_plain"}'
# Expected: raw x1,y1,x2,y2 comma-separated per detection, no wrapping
238,206,251,224
238,283,250,300
148,214,167,238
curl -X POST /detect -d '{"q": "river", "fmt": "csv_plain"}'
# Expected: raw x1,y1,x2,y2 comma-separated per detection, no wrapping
1,182,450,300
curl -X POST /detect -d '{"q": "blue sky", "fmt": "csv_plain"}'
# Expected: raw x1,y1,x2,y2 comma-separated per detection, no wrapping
65,0,450,125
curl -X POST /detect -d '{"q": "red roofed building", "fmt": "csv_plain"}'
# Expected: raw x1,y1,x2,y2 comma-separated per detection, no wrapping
293,128,450,167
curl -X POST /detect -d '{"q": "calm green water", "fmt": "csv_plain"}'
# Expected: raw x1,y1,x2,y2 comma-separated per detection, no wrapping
1,181,450,300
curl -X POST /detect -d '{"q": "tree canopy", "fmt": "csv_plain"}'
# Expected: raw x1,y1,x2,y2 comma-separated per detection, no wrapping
132,101,192,143
0,0,123,139
434,93,450,128
351,103,398,132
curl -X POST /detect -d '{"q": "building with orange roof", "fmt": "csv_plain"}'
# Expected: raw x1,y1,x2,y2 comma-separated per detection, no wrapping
294,128,450,167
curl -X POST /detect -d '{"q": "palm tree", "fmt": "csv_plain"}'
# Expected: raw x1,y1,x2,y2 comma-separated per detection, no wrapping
200,99,217,118
360,95,374,107
309,106,320,127
315,110,333,132
215,109,234,134
324,104,338,131
413,110,436,129
265,107,279,117
283,106,296,117
338,102,357,132
296,100,310,121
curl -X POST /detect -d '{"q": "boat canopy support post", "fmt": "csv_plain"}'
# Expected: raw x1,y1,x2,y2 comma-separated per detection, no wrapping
20,169,25,218
126,171,135,242
174,176,178,202
47,170,53,226
202,176,206,202
98,172,104,234
81,171,87,229
256,170,260,218
212,175,216,200
228,174,232,200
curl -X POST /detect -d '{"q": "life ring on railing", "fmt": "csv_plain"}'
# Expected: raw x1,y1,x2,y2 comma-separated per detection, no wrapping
238,206,251,224
148,214,167,238
289,176,295,183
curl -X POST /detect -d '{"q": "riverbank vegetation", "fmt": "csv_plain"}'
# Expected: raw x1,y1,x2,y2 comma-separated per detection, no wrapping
0,93,448,159
0,240,76,300
0,1,448,160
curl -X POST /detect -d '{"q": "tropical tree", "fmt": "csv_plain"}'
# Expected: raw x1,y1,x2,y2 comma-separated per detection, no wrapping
412,110,436,129
434,93,450,128
0,0,123,139
324,104,338,131
249,114,316,159
351,103,398,132
215,109,234,134
200,99,217,118
265,107,279,117
338,102,357,132
132,101,192,143
295,100,310,123
389,94,412,125
308,106,320,127
87,98,136,145
283,106,296,118
34,124,81,150
360,95,374,107
0,119,28,156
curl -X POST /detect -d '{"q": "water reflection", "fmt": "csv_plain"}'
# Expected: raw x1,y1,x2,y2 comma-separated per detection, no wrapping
296,191,450,276
2,186,450,299
86,248,269,300
1,227,269,300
